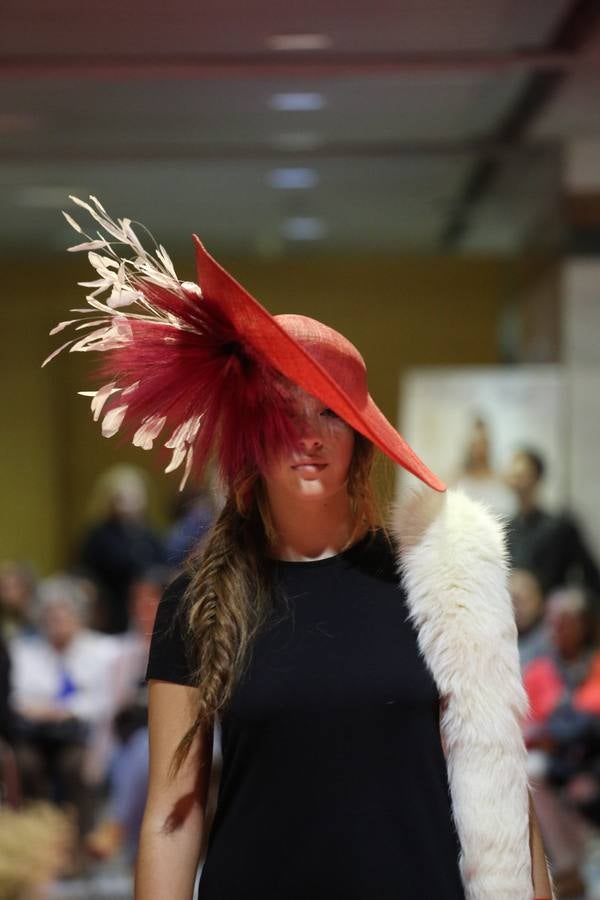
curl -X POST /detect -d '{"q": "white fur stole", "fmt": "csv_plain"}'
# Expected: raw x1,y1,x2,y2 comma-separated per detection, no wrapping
391,487,534,900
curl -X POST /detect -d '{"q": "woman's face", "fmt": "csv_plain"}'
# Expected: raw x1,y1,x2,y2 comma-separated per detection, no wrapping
548,608,587,659
263,387,355,503
509,569,543,633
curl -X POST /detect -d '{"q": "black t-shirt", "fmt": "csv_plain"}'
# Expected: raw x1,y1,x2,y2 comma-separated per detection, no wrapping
146,530,465,900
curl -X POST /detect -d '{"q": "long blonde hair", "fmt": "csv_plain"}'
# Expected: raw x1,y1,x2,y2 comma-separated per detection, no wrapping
171,433,381,774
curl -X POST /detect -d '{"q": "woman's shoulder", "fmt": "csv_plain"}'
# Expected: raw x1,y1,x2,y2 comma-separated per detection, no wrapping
146,570,196,687
151,570,193,641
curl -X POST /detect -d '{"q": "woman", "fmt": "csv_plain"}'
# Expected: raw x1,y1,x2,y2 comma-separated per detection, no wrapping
523,587,600,897
46,196,554,899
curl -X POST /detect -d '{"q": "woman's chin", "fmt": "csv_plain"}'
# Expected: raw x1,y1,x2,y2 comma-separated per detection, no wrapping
263,467,347,502
288,474,338,499
296,478,327,495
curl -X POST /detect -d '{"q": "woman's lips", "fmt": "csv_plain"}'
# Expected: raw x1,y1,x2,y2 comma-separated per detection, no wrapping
291,462,328,473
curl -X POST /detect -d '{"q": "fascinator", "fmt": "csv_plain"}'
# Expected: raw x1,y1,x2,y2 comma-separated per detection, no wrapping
44,196,446,493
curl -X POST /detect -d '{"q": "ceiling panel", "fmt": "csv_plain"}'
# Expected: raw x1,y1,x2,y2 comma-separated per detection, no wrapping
0,0,573,55
0,154,474,255
0,71,529,157
0,0,594,255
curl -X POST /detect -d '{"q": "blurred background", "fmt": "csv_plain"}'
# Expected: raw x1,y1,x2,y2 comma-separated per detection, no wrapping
1,1,600,897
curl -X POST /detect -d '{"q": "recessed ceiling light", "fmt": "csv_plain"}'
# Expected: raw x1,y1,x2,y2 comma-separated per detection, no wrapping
266,168,319,189
282,217,328,241
269,93,326,112
266,33,332,51
271,132,322,152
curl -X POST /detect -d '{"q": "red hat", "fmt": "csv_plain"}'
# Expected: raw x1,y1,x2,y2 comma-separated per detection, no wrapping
193,238,445,492
44,195,445,493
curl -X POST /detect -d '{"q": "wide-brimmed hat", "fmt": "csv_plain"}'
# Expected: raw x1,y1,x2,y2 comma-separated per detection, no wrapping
44,196,445,493
194,238,445,492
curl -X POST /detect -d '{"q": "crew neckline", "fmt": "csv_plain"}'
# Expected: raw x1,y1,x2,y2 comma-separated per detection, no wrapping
272,529,375,569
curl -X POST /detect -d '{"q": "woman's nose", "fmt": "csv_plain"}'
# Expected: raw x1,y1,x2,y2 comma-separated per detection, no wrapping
298,434,323,453
296,416,324,450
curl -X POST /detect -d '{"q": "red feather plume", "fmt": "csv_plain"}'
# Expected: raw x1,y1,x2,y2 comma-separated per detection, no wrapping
99,281,298,488
44,195,299,491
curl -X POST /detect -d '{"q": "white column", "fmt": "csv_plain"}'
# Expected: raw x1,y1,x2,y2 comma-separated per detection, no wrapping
562,139,600,555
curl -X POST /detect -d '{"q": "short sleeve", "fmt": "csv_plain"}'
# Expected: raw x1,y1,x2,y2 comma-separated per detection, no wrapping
145,572,196,687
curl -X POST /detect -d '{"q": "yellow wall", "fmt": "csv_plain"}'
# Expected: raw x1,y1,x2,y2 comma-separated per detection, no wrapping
0,251,547,574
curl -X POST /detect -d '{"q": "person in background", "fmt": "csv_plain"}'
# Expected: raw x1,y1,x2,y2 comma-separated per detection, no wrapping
509,568,551,670
86,565,170,863
0,631,18,807
165,486,216,569
9,574,120,856
506,448,600,610
0,633,13,746
87,565,224,867
0,561,38,642
454,417,516,518
0,803,74,896
78,465,166,634
523,587,600,898
114,566,172,707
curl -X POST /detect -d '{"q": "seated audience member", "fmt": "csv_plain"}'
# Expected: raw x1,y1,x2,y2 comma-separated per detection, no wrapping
0,632,18,806
78,465,166,635
87,567,223,864
85,719,150,864
86,567,169,862
0,803,74,895
524,587,600,749
0,633,12,745
0,561,38,641
509,568,551,670
9,574,120,846
506,448,600,609
112,566,171,709
523,587,600,898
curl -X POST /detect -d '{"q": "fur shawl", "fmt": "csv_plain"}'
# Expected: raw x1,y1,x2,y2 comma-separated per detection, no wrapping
391,487,538,900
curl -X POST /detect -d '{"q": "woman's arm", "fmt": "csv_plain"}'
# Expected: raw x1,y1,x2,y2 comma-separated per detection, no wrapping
135,680,214,900
529,788,556,900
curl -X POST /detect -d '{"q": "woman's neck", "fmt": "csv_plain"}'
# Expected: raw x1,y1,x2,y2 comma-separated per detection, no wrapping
266,488,360,562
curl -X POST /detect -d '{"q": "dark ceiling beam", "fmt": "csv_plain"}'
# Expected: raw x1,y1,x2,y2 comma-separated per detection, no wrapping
440,0,600,250
1,50,599,80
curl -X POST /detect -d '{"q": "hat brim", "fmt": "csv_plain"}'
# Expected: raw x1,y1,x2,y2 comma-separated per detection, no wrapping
193,236,446,493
